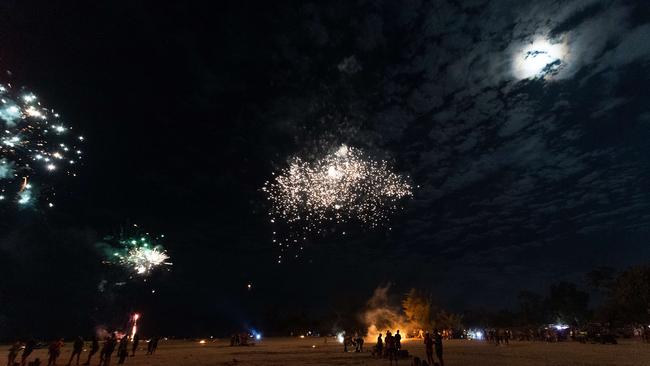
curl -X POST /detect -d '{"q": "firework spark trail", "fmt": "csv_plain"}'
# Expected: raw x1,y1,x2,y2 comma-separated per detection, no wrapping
263,145,412,262
0,82,83,207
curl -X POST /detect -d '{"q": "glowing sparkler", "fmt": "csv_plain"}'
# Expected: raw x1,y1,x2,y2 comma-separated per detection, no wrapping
131,313,140,339
0,81,83,207
263,144,412,260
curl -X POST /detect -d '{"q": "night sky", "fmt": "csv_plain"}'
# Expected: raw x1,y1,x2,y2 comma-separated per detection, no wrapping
1,0,650,339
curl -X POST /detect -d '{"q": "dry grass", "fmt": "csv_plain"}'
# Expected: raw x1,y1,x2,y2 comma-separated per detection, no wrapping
16,337,650,366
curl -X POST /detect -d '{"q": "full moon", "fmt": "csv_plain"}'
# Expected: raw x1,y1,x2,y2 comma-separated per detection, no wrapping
513,38,567,79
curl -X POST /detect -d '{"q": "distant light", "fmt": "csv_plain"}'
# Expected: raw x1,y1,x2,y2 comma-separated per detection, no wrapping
336,332,345,344
255,334,261,340
552,324,570,330
199,340,206,344
300,335,305,339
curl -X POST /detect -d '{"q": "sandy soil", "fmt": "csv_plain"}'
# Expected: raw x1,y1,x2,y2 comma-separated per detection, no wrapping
14,337,650,366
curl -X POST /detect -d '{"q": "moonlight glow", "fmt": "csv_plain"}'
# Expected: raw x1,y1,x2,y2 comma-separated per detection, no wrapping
513,38,567,79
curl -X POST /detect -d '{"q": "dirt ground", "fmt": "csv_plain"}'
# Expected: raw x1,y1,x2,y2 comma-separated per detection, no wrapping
15,337,650,366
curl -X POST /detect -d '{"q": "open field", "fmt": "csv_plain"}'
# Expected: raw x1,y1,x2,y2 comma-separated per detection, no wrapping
14,338,650,366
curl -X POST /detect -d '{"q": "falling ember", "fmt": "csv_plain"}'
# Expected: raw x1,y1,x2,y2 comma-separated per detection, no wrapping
0,80,84,207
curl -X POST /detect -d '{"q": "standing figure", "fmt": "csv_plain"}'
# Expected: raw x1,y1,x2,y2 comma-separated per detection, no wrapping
83,337,99,366
130,334,139,357
116,337,128,365
47,339,64,366
21,339,36,366
434,330,444,366
67,337,84,366
8,341,22,366
385,331,396,365
375,333,383,358
394,330,402,351
424,332,434,366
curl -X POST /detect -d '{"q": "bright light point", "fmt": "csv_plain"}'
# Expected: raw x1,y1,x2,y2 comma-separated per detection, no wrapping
47,164,56,170
0,195,4,200
78,136,84,141
513,38,567,79
25,107,42,117
48,202,54,208
255,334,261,340
199,340,206,344
326,165,341,179
336,333,345,344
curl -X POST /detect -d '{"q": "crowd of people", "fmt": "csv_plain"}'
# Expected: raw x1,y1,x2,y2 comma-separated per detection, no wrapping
6,334,160,366
365,329,443,366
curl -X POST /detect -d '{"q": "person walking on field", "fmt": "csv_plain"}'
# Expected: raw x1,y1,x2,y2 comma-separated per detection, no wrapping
130,334,139,357
116,337,128,365
83,337,99,366
424,332,434,365
434,330,444,366
98,335,116,366
21,339,37,366
47,339,64,366
8,341,22,366
67,337,84,366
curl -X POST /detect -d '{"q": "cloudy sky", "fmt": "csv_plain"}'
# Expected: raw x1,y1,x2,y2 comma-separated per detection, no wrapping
0,0,649,337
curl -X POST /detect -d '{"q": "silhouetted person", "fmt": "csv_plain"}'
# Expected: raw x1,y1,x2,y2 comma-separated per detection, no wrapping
385,331,396,365
151,337,159,355
376,333,383,357
8,341,22,366
116,338,128,365
394,330,402,350
356,335,364,352
424,332,434,365
130,335,139,357
21,339,37,366
67,337,84,366
434,330,444,366
47,339,64,366
83,337,99,366
98,335,116,366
